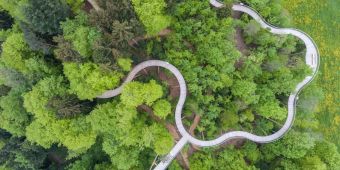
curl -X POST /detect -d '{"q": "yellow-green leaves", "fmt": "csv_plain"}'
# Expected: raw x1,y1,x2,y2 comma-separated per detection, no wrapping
231,79,259,105
23,76,96,154
131,0,171,36
256,101,287,121
0,89,30,137
65,0,84,12
153,99,171,119
121,80,163,107
63,62,122,100
1,33,33,74
117,58,132,72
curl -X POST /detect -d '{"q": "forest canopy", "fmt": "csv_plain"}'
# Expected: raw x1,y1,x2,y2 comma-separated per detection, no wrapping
0,0,337,169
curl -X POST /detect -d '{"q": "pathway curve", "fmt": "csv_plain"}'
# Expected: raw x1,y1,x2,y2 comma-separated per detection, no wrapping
98,2,320,170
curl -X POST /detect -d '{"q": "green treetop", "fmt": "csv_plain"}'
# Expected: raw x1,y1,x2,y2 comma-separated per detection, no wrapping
152,99,171,119
131,0,171,35
63,62,123,100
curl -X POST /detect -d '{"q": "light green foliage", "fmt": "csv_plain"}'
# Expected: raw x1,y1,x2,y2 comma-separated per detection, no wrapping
0,33,55,80
87,98,172,153
220,110,239,130
256,101,287,120
231,80,259,105
239,109,255,123
0,29,12,41
68,26,100,58
241,142,260,163
277,159,300,170
191,147,256,170
0,89,30,136
61,12,101,58
0,0,26,20
54,118,97,154
24,56,59,80
121,80,163,107
1,33,34,73
25,120,57,148
131,0,171,35
66,0,84,12
88,80,172,164
23,76,67,120
0,165,10,170
216,147,255,170
312,141,340,169
87,100,143,147
299,156,327,170
168,161,182,170
239,53,264,80
102,137,140,170
117,58,132,72
190,152,214,170
24,76,96,154
152,99,171,119
23,77,64,148
87,101,137,136
63,62,122,100
149,123,173,155
267,67,298,95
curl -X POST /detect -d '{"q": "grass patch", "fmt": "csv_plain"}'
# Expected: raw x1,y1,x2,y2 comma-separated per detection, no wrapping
282,0,340,147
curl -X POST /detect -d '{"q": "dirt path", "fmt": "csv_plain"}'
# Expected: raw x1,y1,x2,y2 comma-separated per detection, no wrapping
232,10,250,56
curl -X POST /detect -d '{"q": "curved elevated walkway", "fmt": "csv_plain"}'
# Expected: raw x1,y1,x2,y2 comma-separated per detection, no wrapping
99,2,320,170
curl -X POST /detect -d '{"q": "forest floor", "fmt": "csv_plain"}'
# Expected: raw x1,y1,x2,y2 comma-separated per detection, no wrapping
232,10,250,56
282,0,340,149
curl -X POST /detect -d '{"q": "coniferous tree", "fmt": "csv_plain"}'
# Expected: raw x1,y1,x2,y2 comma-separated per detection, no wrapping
23,0,70,35
46,94,95,119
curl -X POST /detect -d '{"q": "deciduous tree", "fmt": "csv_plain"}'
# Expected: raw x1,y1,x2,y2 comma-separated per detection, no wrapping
63,62,123,100
231,79,259,105
1,33,34,73
61,12,101,58
152,99,171,119
0,88,30,136
121,80,163,107
131,0,171,35
261,131,315,160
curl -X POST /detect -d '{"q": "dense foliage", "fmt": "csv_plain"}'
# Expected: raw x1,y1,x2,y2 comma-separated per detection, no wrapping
0,0,338,169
